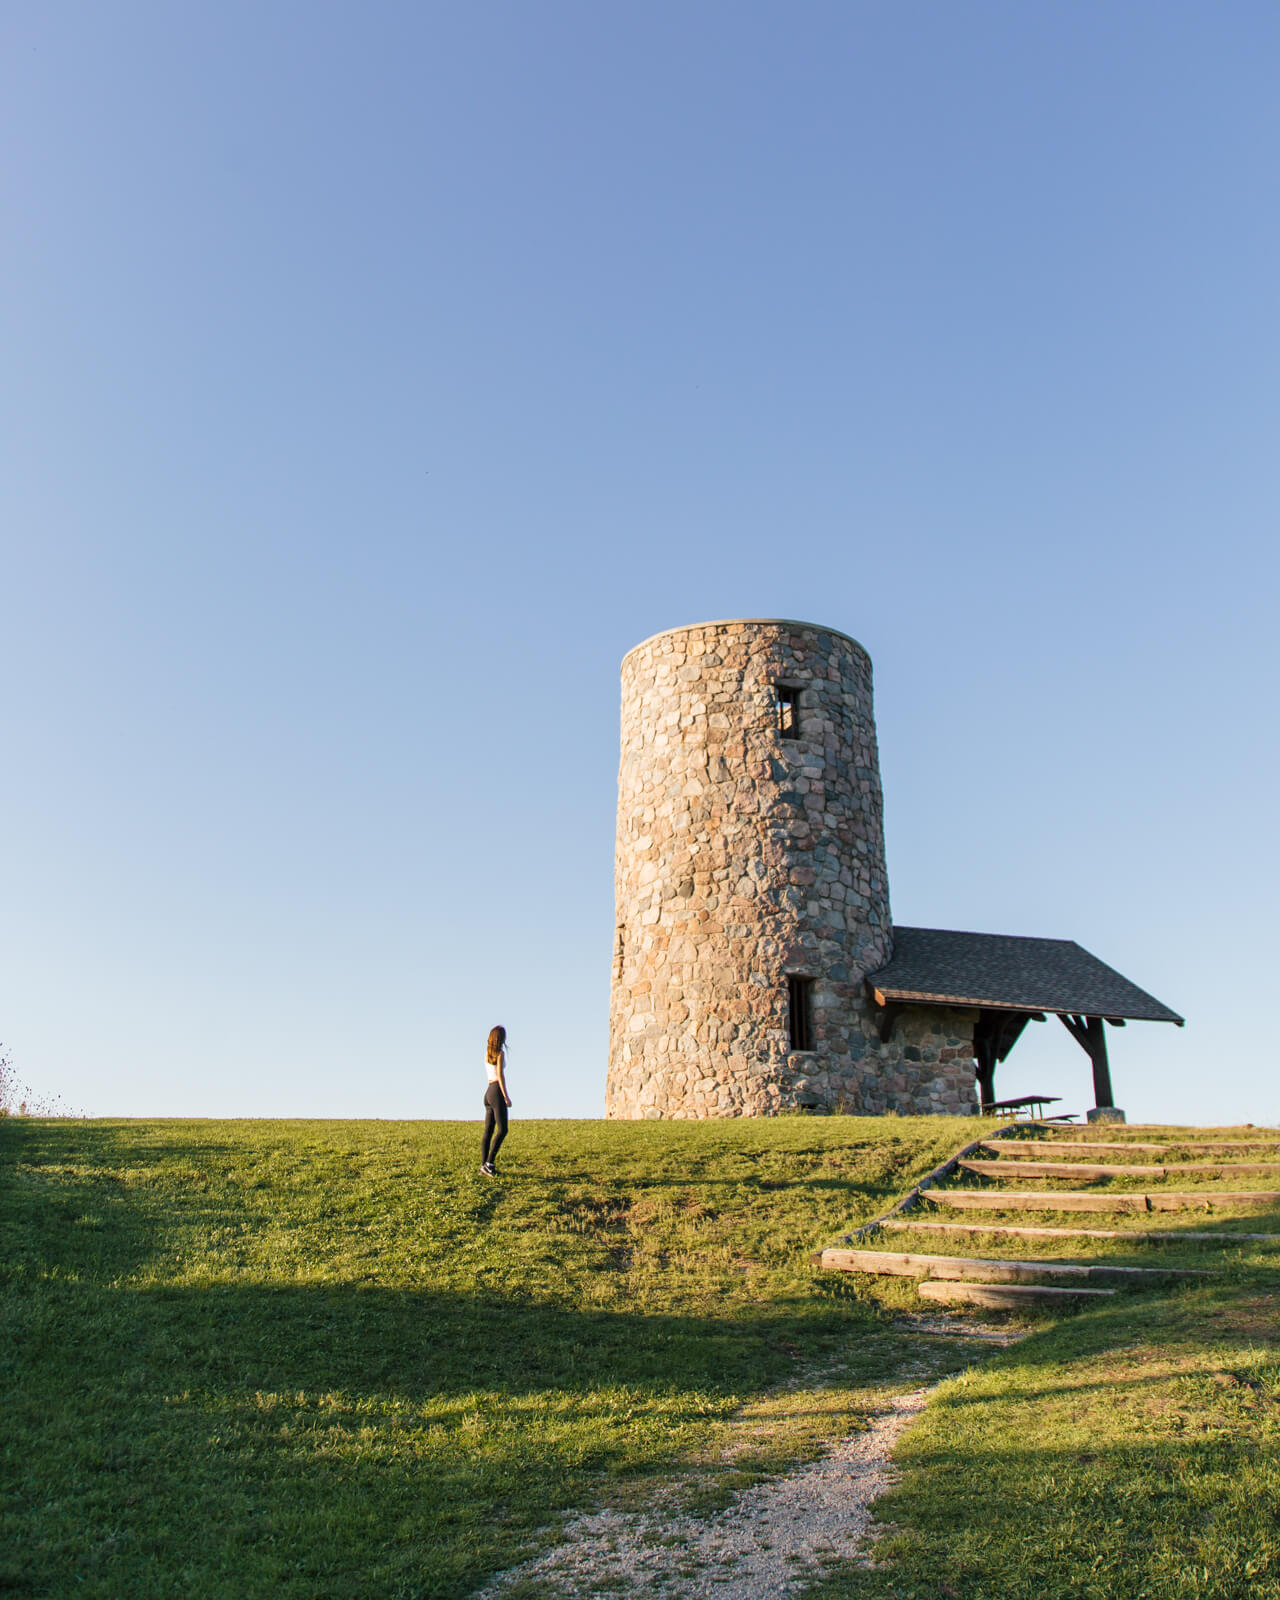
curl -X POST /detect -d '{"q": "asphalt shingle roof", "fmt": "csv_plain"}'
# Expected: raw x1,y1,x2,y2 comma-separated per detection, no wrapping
866,926,1184,1024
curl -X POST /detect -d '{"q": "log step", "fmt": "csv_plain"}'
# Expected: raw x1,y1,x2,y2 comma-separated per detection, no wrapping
917,1280,1116,1308
960,1159,1280,1180
924,1189,1280,1214
879,1219,1280,1243
964,1158,1163,1178
818,1248,1209,1284
1161,1144,1280,1154
1039,1139,1280,1153
991,1139,1280,1157
983,1140,1169,1156
1143,1192,1280,1210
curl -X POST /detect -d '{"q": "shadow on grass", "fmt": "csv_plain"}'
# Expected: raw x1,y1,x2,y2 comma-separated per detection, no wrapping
0,1116,874,1400
0,1119,931,1600
5,1267,895,1599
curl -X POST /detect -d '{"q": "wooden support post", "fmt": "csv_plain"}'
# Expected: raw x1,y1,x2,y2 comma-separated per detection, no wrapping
1086,1015,1114,1109
1059,1013,1115,1110
974,1035,997,1112
971,1010,1034,1112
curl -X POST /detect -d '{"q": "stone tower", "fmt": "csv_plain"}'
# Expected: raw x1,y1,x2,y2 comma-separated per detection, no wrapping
607,617,949,1119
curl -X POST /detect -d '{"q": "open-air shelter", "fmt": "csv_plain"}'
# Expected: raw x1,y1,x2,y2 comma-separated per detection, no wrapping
866,927,1185,1118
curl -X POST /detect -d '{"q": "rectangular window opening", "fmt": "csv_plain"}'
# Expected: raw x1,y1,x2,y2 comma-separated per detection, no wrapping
787,976,814,1052
775,684,800,739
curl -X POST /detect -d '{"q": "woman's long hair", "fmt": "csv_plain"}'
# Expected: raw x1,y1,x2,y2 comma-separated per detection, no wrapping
486,1025,506,1066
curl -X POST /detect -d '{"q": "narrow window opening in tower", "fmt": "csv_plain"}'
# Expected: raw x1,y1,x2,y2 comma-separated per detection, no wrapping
775,684,800,739
787,976,814,1051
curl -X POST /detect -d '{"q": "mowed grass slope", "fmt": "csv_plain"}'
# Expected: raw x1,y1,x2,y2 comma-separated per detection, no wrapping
809,1282,1280,1600
814,1123,1280,1600
1,1114,979,1599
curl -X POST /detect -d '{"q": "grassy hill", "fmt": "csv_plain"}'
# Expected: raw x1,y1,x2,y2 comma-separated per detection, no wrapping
7,1115,1279,1600
0,1114,978,1599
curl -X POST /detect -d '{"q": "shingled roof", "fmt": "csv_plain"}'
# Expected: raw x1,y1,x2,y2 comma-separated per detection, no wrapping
866,926,1184,1024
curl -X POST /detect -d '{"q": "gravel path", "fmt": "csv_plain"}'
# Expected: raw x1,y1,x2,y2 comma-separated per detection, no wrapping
472,1387,932,1599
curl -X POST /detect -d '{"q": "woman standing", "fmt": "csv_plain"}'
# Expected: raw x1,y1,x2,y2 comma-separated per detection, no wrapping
480,1025,511,1177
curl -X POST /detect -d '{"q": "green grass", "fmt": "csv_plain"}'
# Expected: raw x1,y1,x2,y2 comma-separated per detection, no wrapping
0,1114,982,1599
807,1284,1280,1600
809,1123,1280,1600
13,1115,1279,1600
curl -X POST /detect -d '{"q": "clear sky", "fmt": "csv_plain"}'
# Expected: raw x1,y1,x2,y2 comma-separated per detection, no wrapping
2,2,1277,1125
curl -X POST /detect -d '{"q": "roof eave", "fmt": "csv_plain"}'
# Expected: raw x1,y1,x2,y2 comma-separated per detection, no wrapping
869,984,1184,1026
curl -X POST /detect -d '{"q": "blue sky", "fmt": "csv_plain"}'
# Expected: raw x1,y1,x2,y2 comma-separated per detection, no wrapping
2,2,1277,1123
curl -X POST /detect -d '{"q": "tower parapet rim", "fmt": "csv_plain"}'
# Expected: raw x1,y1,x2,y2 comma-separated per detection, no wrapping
621,617,866,668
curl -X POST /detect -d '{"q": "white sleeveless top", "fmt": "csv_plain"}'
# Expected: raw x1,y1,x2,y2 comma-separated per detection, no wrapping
486,1046,506,1084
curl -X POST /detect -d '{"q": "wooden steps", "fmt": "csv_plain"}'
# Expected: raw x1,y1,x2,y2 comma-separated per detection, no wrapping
813,1122,1280,1317
818,1248,1209,1284
960,1158,1280,1179
878,1218,1280,1243
918,1280,1116,1308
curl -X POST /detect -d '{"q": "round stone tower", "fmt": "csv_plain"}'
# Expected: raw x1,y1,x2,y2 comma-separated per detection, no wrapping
606,618,897,1118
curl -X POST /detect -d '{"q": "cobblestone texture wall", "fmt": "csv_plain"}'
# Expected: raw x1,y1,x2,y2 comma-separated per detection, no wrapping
606,618,978,1119
866,1007,980,1116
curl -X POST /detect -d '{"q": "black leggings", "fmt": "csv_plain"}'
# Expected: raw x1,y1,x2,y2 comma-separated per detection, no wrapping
482,1082,508,1167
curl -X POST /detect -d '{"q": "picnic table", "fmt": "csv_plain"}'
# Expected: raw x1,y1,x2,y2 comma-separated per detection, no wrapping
985,1094,1075,1121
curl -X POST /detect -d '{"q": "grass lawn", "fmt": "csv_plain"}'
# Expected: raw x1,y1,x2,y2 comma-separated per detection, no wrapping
813,1125,1280,1600
808,1282,1280,1600
1,1114,980,1599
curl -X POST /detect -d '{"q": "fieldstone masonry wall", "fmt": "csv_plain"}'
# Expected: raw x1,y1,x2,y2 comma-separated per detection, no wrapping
606,619,978,1119
871,1008,979,1116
